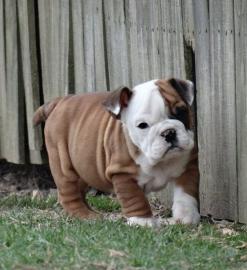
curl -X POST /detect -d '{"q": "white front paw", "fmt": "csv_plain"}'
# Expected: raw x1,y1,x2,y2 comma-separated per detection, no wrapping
127,217,160,227
172,201,200,225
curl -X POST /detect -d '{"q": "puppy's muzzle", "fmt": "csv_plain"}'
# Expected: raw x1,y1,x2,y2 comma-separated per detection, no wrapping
161,128,177,145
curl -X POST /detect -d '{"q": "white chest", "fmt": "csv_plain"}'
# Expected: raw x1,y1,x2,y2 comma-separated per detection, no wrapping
136,153,190,194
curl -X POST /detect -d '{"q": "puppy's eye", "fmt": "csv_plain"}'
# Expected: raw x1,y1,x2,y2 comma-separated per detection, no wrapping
137,122,149,129
172,106,190,129
175,106,187,115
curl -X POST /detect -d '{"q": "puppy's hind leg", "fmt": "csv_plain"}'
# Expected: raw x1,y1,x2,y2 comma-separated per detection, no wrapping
47,142,99,219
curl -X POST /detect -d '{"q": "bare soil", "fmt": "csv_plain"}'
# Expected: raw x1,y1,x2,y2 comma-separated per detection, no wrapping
0,159,56,197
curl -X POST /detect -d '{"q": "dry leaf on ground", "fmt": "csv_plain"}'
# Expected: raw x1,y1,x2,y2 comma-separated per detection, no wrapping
109,249,127,258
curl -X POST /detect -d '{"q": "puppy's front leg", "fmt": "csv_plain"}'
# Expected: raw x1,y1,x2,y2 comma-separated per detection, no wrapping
172,186,200,225
172,152,200,225
112,174,156,227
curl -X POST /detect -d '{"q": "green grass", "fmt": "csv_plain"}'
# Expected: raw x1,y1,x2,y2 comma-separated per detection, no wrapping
86,194,121,212
0,194,120,212
0,195,247,270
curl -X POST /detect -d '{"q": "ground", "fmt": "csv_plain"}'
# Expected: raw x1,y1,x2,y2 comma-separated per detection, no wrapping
0,160,55,197
0,161,247,269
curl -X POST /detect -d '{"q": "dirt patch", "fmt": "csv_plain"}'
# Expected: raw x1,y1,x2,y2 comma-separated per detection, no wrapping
0,159,56,197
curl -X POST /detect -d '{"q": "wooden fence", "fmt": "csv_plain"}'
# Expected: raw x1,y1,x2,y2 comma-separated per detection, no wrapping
0,0,246,223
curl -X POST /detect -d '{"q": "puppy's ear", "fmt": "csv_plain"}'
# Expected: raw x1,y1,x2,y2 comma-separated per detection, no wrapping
102,86,132,119
168,78,194,106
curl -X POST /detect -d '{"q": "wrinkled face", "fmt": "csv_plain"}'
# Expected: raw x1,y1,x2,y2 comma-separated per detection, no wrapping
103,78,195,166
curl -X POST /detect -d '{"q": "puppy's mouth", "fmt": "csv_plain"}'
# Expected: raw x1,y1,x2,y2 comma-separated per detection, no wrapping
163,144,184,156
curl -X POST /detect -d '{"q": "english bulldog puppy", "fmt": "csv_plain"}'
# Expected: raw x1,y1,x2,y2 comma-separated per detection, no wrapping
33,78,200,226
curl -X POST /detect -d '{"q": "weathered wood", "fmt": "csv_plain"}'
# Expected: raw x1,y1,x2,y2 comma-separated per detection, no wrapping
17,0,43,163
71,0,107,93
38,0,70,101
3,0,26,163
127,0,164,84
160,0,186,78
124,0,139,86
182,0,195,80
235,0,247,223
103,0,130,90
182,0,195,49
71,0,84,93
195,0,238,220
0,0,6,159
193,1,211,219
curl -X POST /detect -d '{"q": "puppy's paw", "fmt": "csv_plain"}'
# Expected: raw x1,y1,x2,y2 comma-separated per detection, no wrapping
72,210,102,220
127,217,160,227
172,201,200,225
172,187,200,225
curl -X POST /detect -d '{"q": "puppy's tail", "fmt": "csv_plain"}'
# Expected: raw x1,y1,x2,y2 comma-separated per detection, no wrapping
33,97,63,126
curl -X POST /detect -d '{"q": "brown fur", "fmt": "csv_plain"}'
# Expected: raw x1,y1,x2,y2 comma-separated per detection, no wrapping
155,79,193,129
34,93,150,218
175,148,199,202
34,80,199,219
155,79,186,110
33,97,64,126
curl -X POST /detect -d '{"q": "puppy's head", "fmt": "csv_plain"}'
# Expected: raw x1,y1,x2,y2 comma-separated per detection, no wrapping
103,78,195,166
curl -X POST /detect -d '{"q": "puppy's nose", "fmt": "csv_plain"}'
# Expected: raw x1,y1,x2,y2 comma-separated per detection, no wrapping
161,129,177,144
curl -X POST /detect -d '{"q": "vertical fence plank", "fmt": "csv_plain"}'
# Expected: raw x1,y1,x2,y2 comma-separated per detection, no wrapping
195,0,238,220
38,0,69,101
182,0,195,49
71,0,107,93
181,0,195,81
160,0,186,78
103,0,130,89
17,0,43,163
160,0,173,77
71,0,85,93
124,0,139,86
170,0,186,78
3,0,26,163
124,0,149,86
235,0,247,223
83,0,107,92
146,0,163,80
0,0,6,159
137,0,162,82
92,0,107,91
